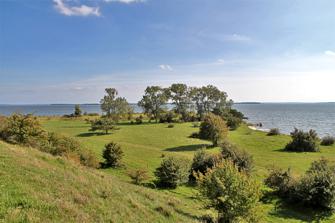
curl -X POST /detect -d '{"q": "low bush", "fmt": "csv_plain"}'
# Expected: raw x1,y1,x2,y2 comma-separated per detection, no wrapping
292,159,335,210
321,136,335,146
135,115,143,124
90,118,116,134
221,141,253,174
128,169,150,185
154,156,190,188
197,160,262,223
199,113,228,146
189,132,199,138
159,112,177,123
267,128,280,136
285,128,319,152
190,149,222,182
102,142,124,168
266,158,335,210
0,113,45,145
167,124,174,128
192,122,200,128
264,168,295,197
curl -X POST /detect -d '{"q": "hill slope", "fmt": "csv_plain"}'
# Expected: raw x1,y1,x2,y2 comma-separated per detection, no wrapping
0,141,200,223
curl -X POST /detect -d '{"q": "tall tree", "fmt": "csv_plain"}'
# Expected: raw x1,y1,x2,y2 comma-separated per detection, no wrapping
74,104,82,117
100,88,132,122
138,86,168,122
190,85,232,118
167,83,190,120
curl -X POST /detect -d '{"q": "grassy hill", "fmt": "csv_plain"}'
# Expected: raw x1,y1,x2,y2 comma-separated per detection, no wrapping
1,117,335,222
0,141,201,223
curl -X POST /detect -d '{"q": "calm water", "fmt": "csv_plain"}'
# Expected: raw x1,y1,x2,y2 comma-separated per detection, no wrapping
0,103,334,136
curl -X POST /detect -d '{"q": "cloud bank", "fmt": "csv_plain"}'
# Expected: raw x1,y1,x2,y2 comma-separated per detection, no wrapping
53,0,100,16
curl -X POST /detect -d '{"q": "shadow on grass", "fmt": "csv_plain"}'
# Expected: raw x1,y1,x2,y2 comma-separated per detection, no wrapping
262,191,333,222
164,144,209,152
76,132,109,137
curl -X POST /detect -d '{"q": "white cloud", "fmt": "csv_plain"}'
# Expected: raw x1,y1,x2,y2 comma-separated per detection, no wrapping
159,64,173,71
325,50,335,56
216,59,225,64
103,0,145,3
53,0,100,16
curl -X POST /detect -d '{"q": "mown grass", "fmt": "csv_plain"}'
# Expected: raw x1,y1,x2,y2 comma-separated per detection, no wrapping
2,117,335,222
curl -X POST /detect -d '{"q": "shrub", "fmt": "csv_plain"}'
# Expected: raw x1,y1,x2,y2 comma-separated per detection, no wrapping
267,128,280,136
78,149,99,168
159,111,177,123
199,113,228,146
189,132,199,138
128,169,150,185
154,156,190,188
74,104,82,117
0,113,45,145
167,124,174,128
221,141,253,174
192,122,200,128
321,136,335,146
102,142,124,168
197,160,262,223
285,128,319,152
190,149,222,182
135,115,143,124
90,118,116,134
264,168,295,197
292,159,335,209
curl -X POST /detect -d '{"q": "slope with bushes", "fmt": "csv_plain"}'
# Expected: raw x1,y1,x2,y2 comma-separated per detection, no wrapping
0,141,201,223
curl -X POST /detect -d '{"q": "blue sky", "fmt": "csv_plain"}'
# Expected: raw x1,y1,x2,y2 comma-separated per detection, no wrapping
1,0,335,103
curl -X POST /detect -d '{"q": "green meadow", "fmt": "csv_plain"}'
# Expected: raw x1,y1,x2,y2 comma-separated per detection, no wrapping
1,117,335,222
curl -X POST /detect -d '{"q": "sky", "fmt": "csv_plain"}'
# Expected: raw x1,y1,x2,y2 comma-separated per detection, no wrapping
1,0,335,104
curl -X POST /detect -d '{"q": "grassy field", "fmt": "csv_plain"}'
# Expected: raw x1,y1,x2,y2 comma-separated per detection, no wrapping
1,117,335,222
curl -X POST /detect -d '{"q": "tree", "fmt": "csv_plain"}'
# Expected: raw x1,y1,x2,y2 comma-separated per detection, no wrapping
90,118,116,134
102,142,124,168
74,104,82,117
100,88,132,122
199,113,228,146
138,86,169,122
197,160,262,223
167,83,191,120
190,85,232,118
154,156,191,188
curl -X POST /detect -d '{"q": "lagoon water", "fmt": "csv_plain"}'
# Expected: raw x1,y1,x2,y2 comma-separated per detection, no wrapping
0,103,334,136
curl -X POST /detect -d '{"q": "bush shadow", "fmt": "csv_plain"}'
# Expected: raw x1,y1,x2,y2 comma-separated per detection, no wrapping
76,132,109,137
164,144,209,152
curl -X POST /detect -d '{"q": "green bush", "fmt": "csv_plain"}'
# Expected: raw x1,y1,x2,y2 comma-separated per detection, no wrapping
285,128,319,152
135,115,143,124
159,111,177,123
264,168,295,197
154,156,190,188
197,160,262,223
90,118,116,134
0,114,45,145
190,149,222,182
221,141,253,174
102,142,124,168
292,159,335,210
199,113,228,146
167,124,174,128
321,136,335,146
128,169,150,185
267,128,280,136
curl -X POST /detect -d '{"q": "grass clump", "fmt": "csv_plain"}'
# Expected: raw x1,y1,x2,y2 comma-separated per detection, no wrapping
321,136,335,146
285,128,319,152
